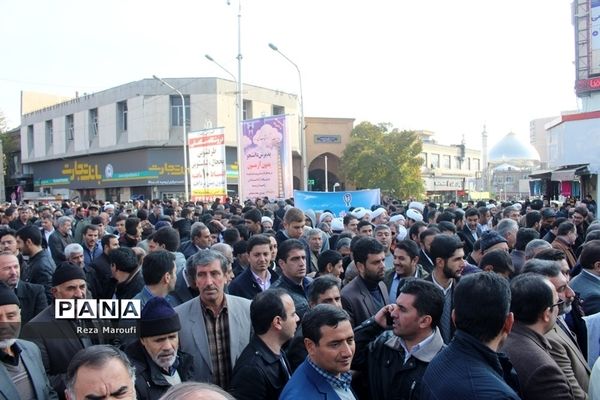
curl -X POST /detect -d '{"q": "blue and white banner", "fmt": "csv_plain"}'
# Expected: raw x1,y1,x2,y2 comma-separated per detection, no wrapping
293,189,381,216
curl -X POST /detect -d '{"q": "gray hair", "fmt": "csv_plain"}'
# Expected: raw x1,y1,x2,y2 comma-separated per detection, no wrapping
211,243,233,264
521,258,561,278
335,238,352,251
159,382,235,400
186,248,228,278
191,222,208,239
497,218,518,238
64,243,84,259
57,216,73,228
524,239,552,259
303,228,322,240
65,345,135,398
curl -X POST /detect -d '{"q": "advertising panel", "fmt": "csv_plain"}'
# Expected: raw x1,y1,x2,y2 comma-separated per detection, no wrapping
188,128,227,202
240,115,293,200
293,189,381,216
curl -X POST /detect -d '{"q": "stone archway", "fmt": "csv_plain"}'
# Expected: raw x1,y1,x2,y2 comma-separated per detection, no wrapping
308,153,342,191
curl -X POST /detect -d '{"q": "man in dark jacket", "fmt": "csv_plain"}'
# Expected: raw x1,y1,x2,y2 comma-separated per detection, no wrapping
353,279,445,400
89,234,120,299
16,225,56,304
125,297,194,400
110,247,144,300
228,234,279,300
229,289,298,400
0,252,47,324
420,273,521,400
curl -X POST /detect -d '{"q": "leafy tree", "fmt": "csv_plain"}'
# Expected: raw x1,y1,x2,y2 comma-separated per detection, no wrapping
340,121,424,199
0,110,17,177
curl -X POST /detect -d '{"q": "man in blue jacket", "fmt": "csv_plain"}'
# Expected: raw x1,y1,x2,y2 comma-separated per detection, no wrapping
420,272,521,400
280,304,356,400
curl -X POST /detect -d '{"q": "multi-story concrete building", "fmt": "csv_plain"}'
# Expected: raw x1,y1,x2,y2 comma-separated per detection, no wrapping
20,78,300,201
418,131,482,202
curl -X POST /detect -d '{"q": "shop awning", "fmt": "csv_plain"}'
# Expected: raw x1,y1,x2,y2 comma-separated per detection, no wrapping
529,169,554,179
551,164,588,182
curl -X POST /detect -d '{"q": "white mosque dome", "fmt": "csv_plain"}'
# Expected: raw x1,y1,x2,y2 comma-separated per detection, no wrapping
488,132,540,164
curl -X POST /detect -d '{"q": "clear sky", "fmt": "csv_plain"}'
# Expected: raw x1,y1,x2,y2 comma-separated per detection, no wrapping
0,0,579,150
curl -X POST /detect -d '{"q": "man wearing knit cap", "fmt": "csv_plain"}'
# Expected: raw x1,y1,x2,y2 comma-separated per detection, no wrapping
22,263,107,399
125,296,193,400
0,282,58,399
480,231,509,255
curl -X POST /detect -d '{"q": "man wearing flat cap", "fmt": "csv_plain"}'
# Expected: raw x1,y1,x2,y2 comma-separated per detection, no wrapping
124,296,194,400
21,263,108,400
0,282,58,399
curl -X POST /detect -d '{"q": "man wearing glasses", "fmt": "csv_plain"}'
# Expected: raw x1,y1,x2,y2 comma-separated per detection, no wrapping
501,273,574,399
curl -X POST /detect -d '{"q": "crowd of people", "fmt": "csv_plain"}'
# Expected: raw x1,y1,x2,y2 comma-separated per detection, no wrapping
1,194,600,399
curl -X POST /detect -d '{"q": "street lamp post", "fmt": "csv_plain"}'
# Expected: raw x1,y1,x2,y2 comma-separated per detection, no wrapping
324,155,328,192
153,75,189,201
268,42,307,191
205,54,242,198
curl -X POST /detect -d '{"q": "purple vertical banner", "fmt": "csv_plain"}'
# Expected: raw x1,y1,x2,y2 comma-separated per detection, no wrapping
240,115,292,200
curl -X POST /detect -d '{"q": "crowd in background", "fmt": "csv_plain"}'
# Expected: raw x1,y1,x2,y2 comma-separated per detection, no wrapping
1,193,600,399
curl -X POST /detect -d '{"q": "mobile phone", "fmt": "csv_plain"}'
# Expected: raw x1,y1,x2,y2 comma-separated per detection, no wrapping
386,312,394,328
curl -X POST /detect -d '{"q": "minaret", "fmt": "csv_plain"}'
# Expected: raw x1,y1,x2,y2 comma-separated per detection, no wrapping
481,125,488,192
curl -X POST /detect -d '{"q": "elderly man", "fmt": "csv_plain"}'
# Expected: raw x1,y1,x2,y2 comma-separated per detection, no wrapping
64,243,101,299
48,216,74,266
0,283,57,399
65,345,136,400
178,222,212,259
125,297,193,399
175,249,251,389
22,263,108,399
230,289,298,400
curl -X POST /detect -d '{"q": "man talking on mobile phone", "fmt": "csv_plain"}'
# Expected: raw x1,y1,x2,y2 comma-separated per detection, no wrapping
352,279,445,400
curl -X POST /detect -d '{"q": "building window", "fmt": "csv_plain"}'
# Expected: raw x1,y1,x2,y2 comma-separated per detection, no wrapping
45,120,53,144
89,108,98,137
474,158,480,170
506,176,513,183
27,125,34,155
243,100,252,121
455,156,463,170
117,101,128,132
467,157,471,170
443,155,451,169
430,154,440,169
420,153,427,167
170,95,190,127
272,105,285,115
65,115,74,141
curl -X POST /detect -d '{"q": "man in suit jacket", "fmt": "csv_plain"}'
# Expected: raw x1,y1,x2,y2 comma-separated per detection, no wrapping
457,208,482,255
280,305,356,400
228,234,279,300
383,239,429,304
175,249,251,390
501,274,574,400
0,252,47,324
21,264,107,400
0,283,57,399
341,237,389,327
571,240,600,316
552,221,578,269
523,258,591,399
418,228,438,274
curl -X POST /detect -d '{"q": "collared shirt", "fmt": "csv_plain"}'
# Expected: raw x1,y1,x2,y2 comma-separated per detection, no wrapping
307,357,353,391
201,297,232,389
251,269,272,292
399,330,436,364
583,269,600,282
470,229,478,241
431,273,454,296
